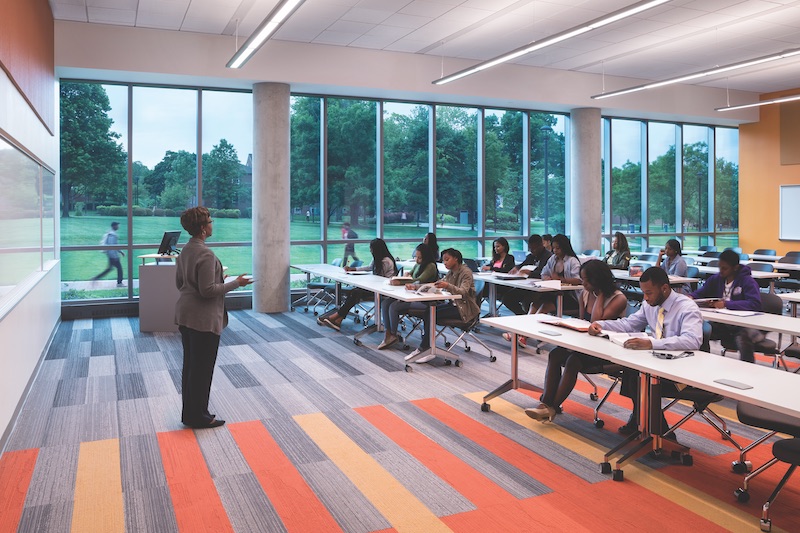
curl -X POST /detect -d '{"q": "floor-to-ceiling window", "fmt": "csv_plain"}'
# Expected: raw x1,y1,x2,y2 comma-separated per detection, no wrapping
484,109,525,252
715,127,739,249
647,122,678,251
530,113,566,237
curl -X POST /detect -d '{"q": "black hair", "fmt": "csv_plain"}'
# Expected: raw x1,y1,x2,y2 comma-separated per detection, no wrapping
719,249,740,267
542,234,553,242
423,232,439,259
613,231,630,253
528,234,543,247
666,238,682,255
580,260,618,297
552,234,578,259
641,265,669,287
492,237,510,262
414,243,437,274
441,248,463,264
369,238,397,275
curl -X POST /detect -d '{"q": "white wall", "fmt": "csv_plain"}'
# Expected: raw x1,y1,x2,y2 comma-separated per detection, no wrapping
54,20,759,127
0,69,61,448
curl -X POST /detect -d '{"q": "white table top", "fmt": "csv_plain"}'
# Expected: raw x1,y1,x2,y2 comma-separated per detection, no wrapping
481,314,800,419
778,292,800,304
699,308,800,337
611,271,697,285
695,265,788,279
749,254,782,262
474,272,584,293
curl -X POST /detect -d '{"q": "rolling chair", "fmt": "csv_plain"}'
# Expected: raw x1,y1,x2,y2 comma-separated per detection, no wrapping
699,245,718,252
582,249,601,257
402,308,496,369
775,255,800,292
748,262,775,290
707,259,719,268
702,251,721,258
753,249,777,257
305,258,342,315
732,402,800,532
725,246,744,254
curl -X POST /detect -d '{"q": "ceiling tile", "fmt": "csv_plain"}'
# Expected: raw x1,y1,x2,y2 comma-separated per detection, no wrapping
355,0,413,10
327,19,377,34
50,4,87,21
87,7,136,25
382,12,433,28
314,30,362,45
399,1,454,18
342,7,394,24
87,0,138,8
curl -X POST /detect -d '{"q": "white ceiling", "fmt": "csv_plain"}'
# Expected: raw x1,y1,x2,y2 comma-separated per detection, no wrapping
49,0,800,95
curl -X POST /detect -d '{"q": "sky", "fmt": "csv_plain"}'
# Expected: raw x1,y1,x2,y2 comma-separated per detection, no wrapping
104,85,737,171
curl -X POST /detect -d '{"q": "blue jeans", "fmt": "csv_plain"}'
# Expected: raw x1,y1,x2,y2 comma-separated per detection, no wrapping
381,299,427,336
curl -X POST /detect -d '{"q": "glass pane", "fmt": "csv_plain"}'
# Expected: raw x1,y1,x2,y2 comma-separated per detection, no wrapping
43,169,55,261
132,86,197,246
61,250,133,300
291,96,322,240
530,113,566,235
326,98,377,244
715,127,739,233
326,243,373,268
60,82,129,266
683,125,711,233
211,245,252,290
201,90,253,243
290,245,324,289
601,119,607,235
436,106,478,237
610,119,642,234
485,109,523,238
648,122,677,234
383,102,430,238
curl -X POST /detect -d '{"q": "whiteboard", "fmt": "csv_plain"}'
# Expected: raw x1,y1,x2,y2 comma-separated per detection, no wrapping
780,185,800,240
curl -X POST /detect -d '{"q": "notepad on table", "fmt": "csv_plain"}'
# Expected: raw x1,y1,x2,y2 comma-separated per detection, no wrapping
600,330,649,347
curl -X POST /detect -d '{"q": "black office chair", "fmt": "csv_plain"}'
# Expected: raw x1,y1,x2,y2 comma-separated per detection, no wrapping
707,259,719,268
753,249,777,257
748,262,775,290
785,251,800,258
403,308,496,367
699,245,718,252
732,402,800,532
702,251,721,258
305,258,342,315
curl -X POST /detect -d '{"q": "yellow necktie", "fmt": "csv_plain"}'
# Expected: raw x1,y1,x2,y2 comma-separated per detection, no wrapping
655,307,665,340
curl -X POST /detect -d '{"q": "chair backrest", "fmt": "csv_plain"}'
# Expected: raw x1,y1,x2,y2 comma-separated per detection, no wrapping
331,258,342,267
512,250,528,263
725,246,743,254
761,292,785,315
350,260,363,268
699,245,717,252
582,249,601,257
739,253,749,261
684,256,695,265
707,259,719,267
753,249,777,256
463,258,480,272
786,251,800,258
686,265,699,278
637,253,658,262
702,251,721,258
779,255,800,264
747,262,774,272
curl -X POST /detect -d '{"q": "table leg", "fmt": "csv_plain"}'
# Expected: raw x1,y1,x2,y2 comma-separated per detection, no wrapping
488,283,498,316
304,272,311,311
556,292,563,317
403,303,439,367
353,291,382,346
481,333,542,411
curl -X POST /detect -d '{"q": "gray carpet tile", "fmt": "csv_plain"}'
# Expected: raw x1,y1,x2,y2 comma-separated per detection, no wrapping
34,359,66,383
267,358,319,383
317,343,399,376
265,310,328,338
300,344,365,378
3,408,49,451
161,349,183,371
371,449,476,517
20,377,60,412
86,374,120,404
219,328,263,347
87,355,116,377
253,340,302,363
235,386,292,420
323,335,401,373
195,427,253,478
117,398,158,437
52,378,88,408
235,314,300,343
167,368,183,395
60,356,90,380
110,316,135,339
90,337,116,357
44,323,73,360
119,434,168,490
322,409,392,454
17,501,74,533
124,486,179,533
219,363,261,389
387,401,550,499
153,334,184,354
114,338,142,374
116,372,148,401
91,319,112,340
147,395,186,433
134,336,161,353
317,376,401,408
143,369,180,398
224,344,268,364
296,460,391,533
205,388,274,424
50,401,118,446
135,350,171,373
262,416,330,465
289,379,352,413
268,382,330,416
290,355,349,380
214,473,289,533
23,444,80,506
209,365,237,392
238,360,291,387
78,328,94,342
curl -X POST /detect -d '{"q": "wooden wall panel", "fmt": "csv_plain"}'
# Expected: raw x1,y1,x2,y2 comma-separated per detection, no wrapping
0,0,55,134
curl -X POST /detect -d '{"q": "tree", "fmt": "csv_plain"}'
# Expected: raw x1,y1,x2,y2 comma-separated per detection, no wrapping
146,150,197,209
384,105,429,225
648,145,677,230
683,142,710,231
290,96,321,218
436,106,478,223
60,82,127,217
203,139,242,209
132,161,152,207
610,160,642,228
715,157,739,230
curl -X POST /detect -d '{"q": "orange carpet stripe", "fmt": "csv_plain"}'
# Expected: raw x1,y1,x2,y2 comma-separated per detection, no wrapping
227,421,343,533
356,404,517,508
0,448,38,533
157,430,233,533
411,398,588,493
71,439,125,533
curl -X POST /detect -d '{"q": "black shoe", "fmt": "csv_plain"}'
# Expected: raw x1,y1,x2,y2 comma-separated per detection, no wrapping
618,421,638,435
185,417,225,429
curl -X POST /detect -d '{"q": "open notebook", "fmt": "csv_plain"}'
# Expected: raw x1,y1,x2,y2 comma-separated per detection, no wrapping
537,315,592,332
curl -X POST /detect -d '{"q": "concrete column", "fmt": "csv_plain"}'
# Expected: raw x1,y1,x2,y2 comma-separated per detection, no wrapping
252,82,290,313
569,108,602,253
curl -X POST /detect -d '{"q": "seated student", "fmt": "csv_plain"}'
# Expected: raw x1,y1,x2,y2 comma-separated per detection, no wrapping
688,249,762,357
501,234,552,315
504,234,582,347
657,238,690,293
604,231,632,270
525,260,628,422
588,266,703,435
423,232,440,261
478,236,516,304
322,239,397,331
542,234,553,254
378,243,439,350
406,248,480,363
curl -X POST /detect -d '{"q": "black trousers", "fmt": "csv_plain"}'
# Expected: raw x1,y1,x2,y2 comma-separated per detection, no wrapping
180,325,221,426
94,257,123,283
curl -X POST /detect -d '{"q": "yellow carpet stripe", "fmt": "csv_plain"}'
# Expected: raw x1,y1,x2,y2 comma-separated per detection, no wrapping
71,439,124,533
294,412,452,533
464,392,775,533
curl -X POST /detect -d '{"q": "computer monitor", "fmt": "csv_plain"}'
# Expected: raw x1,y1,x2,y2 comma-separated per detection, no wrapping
157,231,181,255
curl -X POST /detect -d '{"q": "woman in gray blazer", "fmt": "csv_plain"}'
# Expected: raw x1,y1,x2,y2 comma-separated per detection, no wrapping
175,207,252,429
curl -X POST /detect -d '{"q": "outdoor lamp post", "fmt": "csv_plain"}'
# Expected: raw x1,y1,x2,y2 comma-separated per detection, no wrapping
541,126,553,233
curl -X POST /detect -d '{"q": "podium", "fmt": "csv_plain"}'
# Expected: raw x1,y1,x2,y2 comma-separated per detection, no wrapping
138,254,179,332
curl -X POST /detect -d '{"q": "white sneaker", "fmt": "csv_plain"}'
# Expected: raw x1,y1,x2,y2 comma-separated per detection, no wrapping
404,348,423,361
415,353,435,364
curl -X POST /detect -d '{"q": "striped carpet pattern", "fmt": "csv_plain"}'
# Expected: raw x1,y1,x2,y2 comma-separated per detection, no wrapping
1,309,798,532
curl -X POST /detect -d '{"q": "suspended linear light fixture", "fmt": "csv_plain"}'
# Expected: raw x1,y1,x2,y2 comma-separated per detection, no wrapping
227,0,306,69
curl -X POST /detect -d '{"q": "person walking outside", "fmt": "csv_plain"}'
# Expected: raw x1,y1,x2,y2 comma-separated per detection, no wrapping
93,221,125,287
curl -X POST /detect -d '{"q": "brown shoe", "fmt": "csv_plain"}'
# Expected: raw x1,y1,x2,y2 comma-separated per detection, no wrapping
377,333,399,350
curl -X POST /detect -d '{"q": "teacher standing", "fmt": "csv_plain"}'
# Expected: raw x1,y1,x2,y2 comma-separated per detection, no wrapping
175,206,252,429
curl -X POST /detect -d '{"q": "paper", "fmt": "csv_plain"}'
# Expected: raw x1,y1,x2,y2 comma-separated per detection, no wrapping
415,283,442,295
537,315,591,332
601,330,649,347
532,279,561,289
713,308,759,317
494,273,527,280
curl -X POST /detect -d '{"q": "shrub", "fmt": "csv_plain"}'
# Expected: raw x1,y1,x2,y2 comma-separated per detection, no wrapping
74,202,84,216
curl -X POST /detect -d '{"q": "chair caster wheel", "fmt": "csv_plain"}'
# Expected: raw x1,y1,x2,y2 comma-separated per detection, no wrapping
353,339,362,346
464,346,471,352
734,488,750,503
600,462,612,474
731,461,752,474
760,518,771,532
594,419,604,429
481,403,491,412
403,344,410,350
612,469,624,481
455,360,462,367
535,348,542,354
314,312,319,316
303,308,308,313
489,356,496,362
590,393,598,401
445,341,451,348
405,365,412,372
445,359,452,366
354,318,361,324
